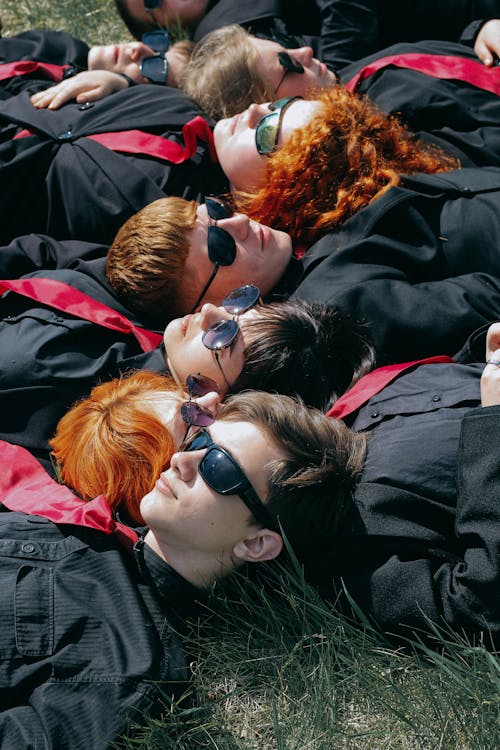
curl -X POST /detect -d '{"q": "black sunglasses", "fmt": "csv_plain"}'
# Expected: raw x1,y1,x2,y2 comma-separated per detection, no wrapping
274,51,305,95
183,428,278,531
201,284,261,388
180,373,219,442
140,30,170,84
144,0,161,9
191,197,237,312
255,96,303,155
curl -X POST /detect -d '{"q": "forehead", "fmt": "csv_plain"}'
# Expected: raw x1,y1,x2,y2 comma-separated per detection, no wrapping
276,99,322,143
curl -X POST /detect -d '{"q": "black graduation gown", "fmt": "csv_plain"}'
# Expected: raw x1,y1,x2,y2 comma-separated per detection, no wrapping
0,253,166,465
292,167,500,363
0,84,227,245
317,0,500,69
337,39,500,168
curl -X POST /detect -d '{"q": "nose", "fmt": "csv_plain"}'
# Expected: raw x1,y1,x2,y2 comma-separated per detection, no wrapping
196,391,221,418
291,46,314,66
169,450,198,482
246,101,270,128
129,42,150,61
217,211,249,241
199,303,231,330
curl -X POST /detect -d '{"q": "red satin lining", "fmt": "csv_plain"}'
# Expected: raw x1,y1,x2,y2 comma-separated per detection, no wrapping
0,60,67,82
345,53,500,95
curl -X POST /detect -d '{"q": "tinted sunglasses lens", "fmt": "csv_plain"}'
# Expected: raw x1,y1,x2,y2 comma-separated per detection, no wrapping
183,429,213,452
207,226,236,266
142,30,170,54
222,284,260,315
256,112,279,155
202,319,239,350
186,373,220,396
199,448,243,495
278,51,304,74
181,402,215,427
144,0,161,8
141,56,168,83
205,197,233,220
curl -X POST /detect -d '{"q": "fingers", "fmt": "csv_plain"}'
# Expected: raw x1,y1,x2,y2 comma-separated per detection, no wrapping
474,19,500,66
485,322,500,361
31,81,77,110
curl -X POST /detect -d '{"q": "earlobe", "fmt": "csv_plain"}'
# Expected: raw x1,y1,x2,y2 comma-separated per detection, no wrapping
233,530,283,563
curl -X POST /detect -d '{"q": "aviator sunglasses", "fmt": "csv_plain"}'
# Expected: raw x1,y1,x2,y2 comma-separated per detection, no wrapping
201,284,261,387
180,373,220,442
140,30,170,84
191,197,238,312
255,96,303,155
183,428,278,531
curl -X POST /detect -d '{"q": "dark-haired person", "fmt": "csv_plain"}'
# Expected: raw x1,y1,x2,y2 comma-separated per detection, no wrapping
308,321,500,648
0,390,366,749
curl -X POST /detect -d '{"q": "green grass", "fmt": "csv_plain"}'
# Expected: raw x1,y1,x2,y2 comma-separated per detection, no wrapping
3,2,500,747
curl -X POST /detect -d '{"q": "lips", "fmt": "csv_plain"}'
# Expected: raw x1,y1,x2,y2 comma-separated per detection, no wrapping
156,471,175,498
181,314,193,336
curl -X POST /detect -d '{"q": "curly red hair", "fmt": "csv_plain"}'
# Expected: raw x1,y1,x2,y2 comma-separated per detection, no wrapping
50,371,186,524
234,86,460,244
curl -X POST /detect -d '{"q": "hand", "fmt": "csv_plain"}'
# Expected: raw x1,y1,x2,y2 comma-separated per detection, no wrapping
474,19,500,66
480,322,500,405
30,70,128,110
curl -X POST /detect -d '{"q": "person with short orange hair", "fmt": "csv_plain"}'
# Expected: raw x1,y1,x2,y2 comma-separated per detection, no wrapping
50,370,220,524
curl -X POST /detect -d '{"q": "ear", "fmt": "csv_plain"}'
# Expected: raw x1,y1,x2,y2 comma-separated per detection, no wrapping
232,529,283,563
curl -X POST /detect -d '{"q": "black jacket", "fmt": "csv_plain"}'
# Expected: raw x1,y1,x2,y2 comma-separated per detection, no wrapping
337,39,500,168
317,0,500,69
0,252,166,465
293,167,500,363
313,355,500,645
0,59,226,245
0,503,199,748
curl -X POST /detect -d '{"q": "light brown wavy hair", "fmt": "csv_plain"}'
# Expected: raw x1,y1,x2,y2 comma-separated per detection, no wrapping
234,86,460,244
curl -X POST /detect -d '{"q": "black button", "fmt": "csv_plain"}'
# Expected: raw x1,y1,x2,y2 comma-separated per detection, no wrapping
78,102,94,111
371,411,379,418
432,395,441,402
57,129,73,140
22,543,35,553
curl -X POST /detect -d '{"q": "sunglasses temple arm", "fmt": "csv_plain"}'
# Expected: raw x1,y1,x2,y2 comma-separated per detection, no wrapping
190,264,219,313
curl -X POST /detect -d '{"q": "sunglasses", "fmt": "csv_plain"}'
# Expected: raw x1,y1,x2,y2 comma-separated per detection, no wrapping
274,51,305,96
191,197,237,312
180,373,219,442
255,96,303,155
140,30,170,84
144,0,161,9
201,284,261,388
183,428,278,531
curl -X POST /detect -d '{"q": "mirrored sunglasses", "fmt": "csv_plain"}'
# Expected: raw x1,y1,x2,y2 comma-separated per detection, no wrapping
190,197,237,312
180,373,220,442
255,96,303,155
140,30,170,84
183,428,278,531
201,284,261,351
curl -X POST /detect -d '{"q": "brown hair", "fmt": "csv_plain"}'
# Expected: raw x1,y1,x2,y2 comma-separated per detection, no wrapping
50,371,186,524
234,86,460,244
179,25,269,120
114,0,154,40
219,391,366,566
106,197,197,324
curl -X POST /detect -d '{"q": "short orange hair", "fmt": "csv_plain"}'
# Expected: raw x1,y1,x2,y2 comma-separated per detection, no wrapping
106,197,198,324
234,86,460,245
50,371,186,524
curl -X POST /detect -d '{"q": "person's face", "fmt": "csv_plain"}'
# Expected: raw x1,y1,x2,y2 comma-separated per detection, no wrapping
177,202,292,312
88,41,180,86
249,37,337,99
121,0,210,30
214,99,323,190
140,418,286,570
147,389,221,447
163,303,261,393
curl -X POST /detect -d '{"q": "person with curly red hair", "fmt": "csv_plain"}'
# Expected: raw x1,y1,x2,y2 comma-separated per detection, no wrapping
218,86,459,245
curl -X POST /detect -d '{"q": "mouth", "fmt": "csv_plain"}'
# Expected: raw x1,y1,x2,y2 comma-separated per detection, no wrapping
155,471,176,498
230,113,241,135
114,45,119,63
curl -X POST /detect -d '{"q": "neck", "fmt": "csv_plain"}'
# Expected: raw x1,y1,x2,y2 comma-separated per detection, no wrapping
144,529,234,588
